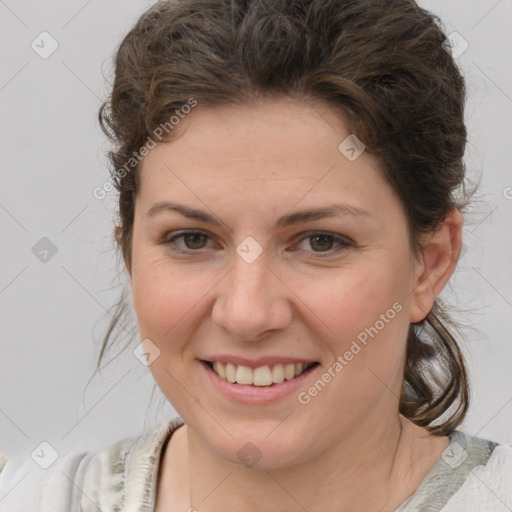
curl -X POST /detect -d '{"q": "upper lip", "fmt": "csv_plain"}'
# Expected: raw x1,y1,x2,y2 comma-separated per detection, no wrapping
200,355,318,368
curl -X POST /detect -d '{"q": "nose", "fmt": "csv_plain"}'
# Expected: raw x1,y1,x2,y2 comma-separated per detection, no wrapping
211,251,292,341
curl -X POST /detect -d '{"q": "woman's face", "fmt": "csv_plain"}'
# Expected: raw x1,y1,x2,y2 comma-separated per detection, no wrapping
130,97,432,468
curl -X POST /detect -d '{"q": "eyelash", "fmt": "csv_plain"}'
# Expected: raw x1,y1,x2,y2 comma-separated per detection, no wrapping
160,230,352,257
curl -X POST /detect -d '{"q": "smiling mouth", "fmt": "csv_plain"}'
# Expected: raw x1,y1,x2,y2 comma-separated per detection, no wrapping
201,360,320,387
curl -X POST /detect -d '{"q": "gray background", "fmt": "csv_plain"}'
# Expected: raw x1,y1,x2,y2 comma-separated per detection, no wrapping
1,0,511,461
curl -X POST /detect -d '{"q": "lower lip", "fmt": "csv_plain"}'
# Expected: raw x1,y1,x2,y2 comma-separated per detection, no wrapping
200,360,320,404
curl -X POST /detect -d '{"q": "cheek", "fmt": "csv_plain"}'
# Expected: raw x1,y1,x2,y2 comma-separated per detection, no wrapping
292,255,412,406
131,251,218,345
130,256,206,398
330,261,411,393
294,260,410,347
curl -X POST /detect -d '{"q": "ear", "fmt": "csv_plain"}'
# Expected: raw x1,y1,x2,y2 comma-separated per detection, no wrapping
409,208,464,323
114,225,132,277
114,224,122,246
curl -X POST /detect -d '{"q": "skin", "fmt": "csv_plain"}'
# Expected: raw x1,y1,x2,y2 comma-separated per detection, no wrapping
126,97,463,511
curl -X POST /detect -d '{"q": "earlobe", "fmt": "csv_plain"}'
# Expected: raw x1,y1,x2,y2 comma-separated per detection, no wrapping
114,225,122,246
114,224,133,278
409,209,464,323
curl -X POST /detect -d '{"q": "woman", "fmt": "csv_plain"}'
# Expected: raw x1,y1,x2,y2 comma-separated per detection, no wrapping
1,0,511,510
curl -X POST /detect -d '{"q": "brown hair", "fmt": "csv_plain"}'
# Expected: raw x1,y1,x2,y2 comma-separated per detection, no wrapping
97,0,477,436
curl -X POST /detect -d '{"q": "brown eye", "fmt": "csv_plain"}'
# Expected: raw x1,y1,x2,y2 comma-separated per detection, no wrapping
181,233,208,250
309,234,335,252
293,231,351,257
161,230,212,252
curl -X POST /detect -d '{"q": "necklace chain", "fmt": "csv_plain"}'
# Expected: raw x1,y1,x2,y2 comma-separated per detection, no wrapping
187,429,195,512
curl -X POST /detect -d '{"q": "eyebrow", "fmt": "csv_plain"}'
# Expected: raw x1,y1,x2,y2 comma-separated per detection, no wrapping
146,201,371,229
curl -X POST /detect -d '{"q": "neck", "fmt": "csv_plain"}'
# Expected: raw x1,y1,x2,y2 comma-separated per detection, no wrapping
184,413,434,512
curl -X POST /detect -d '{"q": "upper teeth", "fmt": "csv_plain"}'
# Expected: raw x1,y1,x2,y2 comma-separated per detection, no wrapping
211,362,312,386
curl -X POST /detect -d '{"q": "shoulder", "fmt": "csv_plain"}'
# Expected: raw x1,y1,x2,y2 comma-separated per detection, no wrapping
0,417,184,512
441,431,512,512
0,448,89,511
81,416,184,511
0,455,7,473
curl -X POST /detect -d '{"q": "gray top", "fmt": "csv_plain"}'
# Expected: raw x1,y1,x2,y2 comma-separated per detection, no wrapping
77,417,499,511
394,429,498,511
0,417,505,512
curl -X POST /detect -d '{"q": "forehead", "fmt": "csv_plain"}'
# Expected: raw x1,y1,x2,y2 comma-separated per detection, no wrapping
139,98,381,180
136,98,401,223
